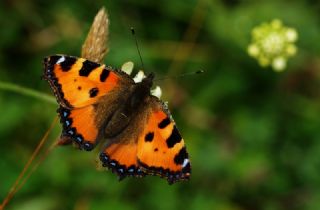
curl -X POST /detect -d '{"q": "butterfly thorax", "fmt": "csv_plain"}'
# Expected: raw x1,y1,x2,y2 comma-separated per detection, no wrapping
103,73,154,138
129,73,154,109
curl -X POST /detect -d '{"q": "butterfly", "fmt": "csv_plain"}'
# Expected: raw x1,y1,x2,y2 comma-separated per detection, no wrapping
43,55,191,184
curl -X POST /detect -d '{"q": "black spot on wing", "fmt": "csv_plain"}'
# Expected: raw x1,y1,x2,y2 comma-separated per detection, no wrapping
166,126,182,148
89,87,99,98
145,132,154,142
44,56,59,76
100,69,110,82
158,117,170,129
47,55,60,66
174,147,188,165
182,162,191,174
79,60,100,77
60,57,77,72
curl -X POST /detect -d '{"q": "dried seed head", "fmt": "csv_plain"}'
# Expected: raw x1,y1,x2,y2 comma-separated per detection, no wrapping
81,7,109,63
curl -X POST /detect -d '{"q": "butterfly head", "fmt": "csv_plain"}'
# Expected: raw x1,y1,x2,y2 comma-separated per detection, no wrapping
140,72,155,89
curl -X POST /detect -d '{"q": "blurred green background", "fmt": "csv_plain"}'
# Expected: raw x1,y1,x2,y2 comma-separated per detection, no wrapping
1,0,320,210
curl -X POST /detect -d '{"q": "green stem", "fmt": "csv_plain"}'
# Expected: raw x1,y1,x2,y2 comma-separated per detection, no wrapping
0,81,56,104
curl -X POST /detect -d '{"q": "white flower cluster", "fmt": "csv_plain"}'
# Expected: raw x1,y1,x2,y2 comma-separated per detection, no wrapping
247,19,298,72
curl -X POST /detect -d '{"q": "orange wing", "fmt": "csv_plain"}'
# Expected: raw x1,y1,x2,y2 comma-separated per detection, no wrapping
44,55,134,150
99,97,190,184
100,143,146,180
43,55,124,108
58,106,102,151
136,100,191,184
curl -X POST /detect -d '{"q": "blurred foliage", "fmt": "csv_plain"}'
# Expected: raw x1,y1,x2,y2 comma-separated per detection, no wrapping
1,0,320,210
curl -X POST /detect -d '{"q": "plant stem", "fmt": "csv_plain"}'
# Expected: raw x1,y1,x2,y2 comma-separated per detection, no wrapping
0,81,56,104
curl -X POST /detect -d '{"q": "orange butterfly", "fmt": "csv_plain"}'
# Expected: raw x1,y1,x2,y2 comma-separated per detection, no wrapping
43,55,191,184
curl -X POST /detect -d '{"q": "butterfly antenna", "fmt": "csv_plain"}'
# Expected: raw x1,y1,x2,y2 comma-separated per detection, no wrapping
154,70,205,81
131,27,145,70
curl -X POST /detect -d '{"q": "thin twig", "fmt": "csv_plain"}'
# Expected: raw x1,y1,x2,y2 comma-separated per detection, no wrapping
0,117,58,210
15,138,59,194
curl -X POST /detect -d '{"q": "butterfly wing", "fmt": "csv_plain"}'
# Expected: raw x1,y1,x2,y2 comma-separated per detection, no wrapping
99,96,191,184
136,97,191,184
43,55,134,150
58,105,102,150
43,55,132,108
100,142,146,180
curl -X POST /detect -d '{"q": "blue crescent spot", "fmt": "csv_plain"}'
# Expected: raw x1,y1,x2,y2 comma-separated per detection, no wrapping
63,111,68,117
76,136,83,143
